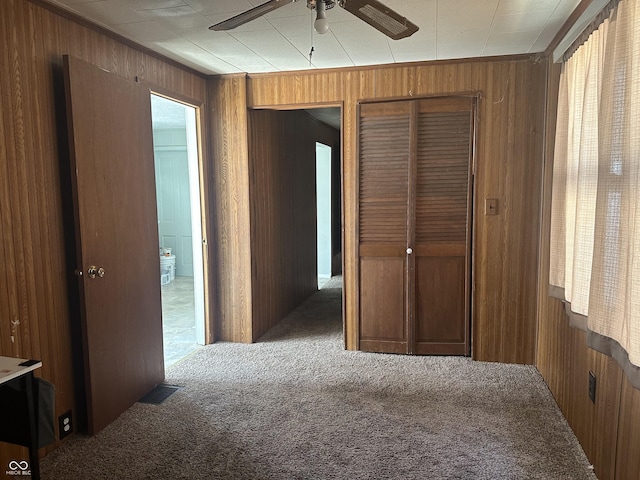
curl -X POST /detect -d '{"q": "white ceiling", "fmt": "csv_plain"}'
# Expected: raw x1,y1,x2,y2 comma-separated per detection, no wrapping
46,0,581,75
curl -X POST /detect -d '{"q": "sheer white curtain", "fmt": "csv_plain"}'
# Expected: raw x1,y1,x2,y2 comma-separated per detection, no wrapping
550,26,606,325
550,0,640,387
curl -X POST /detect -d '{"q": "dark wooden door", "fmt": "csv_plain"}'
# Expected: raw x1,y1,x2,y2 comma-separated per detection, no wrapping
358,97,474,355
358,102,411,353
63,55,164,434
413,98,473,355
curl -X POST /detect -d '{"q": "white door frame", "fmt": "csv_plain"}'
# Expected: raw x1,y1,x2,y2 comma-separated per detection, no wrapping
185,106,205,345
151,93,206,347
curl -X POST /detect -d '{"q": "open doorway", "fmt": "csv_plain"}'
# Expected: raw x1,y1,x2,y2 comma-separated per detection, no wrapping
316,142,332,289
304,108,342,291
245,106,343,342
150,94,205,367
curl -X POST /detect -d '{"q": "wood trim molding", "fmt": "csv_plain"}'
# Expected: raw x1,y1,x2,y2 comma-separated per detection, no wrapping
246,102,343,111
357,91,481,106
245,54,542,79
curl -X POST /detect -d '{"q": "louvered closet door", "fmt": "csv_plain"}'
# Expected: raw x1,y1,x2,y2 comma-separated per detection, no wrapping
413,97,473,355
358,97,474,355
358,102,411,353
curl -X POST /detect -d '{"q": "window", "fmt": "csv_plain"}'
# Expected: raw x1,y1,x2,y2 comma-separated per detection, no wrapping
550,0,640,388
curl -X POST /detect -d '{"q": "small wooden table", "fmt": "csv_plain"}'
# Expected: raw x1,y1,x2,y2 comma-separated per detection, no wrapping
0,356,43,480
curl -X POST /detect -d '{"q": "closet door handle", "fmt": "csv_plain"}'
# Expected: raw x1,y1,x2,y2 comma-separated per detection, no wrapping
406,248,413,255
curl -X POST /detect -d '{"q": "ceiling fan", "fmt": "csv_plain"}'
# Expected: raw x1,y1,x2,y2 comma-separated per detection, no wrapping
209,0,419,41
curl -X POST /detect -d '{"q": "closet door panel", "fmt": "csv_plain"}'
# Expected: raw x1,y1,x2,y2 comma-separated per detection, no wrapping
359,104,410,245
359,257,406,353
413,98,473,355
358,102,411,353
357,97,474,356
415,256,467,355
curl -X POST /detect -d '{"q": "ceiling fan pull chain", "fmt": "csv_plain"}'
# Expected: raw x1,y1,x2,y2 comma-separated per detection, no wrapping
309,5,315,67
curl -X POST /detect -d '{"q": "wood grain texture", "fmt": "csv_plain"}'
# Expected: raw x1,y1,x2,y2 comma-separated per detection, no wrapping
616,375,640,480
357,97,472,356
245,56,546,363
415,256,466,352
540,319,622,480
358,103,410,244
536,57,639,480
63,54,164,434
208,75,253,343
8,0,629,473
359,257,407,353
357,101,410,354
1,0,206,464
247,110,340,341
414,100,473,356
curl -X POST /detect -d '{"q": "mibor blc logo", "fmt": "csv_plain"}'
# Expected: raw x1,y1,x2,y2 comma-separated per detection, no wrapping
6,460,30,476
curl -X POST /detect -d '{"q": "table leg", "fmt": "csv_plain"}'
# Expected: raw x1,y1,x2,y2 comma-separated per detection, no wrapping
24,372,40,480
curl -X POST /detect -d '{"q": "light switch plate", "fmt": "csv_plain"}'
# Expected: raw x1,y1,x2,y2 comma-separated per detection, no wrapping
485,198,499,215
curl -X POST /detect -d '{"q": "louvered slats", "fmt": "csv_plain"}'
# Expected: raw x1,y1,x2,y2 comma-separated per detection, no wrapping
415,111,471,243
359,114,410,244
358,98,473,356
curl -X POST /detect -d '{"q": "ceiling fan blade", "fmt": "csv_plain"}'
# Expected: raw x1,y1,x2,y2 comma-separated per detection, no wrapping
209,0,296,31
338,0,419,40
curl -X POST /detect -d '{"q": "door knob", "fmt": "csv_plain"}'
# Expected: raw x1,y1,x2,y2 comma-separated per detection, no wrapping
87,266,105,279
406,248,413,255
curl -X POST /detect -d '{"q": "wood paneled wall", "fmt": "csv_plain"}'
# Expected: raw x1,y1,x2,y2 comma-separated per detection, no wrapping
10,0,628,471
0,0,206,465
243,56,547,362
616,376,640,479
248,110,339,341
536,57,640,480
208,75,253,343
209,101,340,342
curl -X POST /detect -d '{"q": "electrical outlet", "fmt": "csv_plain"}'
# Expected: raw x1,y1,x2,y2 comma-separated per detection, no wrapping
588,371,596,404
59,410,73,439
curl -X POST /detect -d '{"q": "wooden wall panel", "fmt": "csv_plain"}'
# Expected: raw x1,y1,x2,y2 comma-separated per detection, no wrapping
616,376,640,480
1,0,206,466
208,75,253,343
248,110,339,341
247,70,344,107
537,311,622,480
536,56,565,401
245,56,547,363
536,57,640,480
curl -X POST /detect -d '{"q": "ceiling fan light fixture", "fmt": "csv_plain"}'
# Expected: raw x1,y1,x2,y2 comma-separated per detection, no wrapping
314,0,329,34
209,0,417,40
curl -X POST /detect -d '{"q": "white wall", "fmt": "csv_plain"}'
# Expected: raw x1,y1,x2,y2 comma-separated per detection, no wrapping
153,127,194,277
316,143,332,278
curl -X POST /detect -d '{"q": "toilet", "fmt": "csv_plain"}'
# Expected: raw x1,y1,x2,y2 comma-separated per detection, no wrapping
160,253,176,283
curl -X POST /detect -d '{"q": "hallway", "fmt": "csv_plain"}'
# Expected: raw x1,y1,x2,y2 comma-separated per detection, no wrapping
162,276,342,366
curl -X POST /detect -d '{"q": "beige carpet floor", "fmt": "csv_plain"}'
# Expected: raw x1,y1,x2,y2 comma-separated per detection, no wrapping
41,277,596,479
